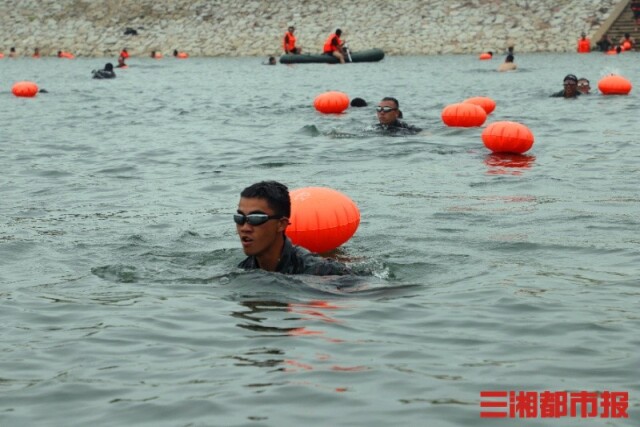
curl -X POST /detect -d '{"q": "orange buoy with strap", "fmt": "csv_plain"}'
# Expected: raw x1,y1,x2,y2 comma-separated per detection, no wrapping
463,96,496,114
0,53,4,58
481,121,534,154
12,81,39,98
58,51,75,59
441,103,487,127
479,52,492,60
622,40,632,51
176,52,188,58
313,91,350,114
598,75,632,95
286,187,360,254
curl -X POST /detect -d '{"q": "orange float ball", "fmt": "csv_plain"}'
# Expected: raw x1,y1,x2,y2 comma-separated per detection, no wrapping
482,121,534,154
441,102,487,127
286,187,360,254
313,91,350,114
598,75,632,95
12,81,39,98
463,96,496,114
479,52,492,60
177,52,189,58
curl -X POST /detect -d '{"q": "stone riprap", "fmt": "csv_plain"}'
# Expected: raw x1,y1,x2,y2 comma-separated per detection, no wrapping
0,0,624,57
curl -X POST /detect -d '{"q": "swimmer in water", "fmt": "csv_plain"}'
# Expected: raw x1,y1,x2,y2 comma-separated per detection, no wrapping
374,97,422,135
497,54,516,71
235,180,352,275
577,77,591,94
550,74,581,98
92,63,116,79
116,55,127,68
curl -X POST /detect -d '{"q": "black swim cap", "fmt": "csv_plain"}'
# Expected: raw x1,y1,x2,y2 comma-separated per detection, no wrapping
350,97,367,107
563,74,578,83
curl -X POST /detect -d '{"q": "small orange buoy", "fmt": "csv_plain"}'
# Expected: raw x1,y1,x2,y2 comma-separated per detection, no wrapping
463,96,496,114
176,52,188,58
598,75,632,95
482,121,534,154
286,187,360,254
59,51,75,59
441,103,487,127
12,81,39,98
479,52,492,60
313,91,350,114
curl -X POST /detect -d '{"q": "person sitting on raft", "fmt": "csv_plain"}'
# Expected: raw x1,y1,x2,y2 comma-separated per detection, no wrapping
550,74,581,98
374,97,422,135
92,63,116,79
283,26,301,54
235,180,353,275
323,28,347,64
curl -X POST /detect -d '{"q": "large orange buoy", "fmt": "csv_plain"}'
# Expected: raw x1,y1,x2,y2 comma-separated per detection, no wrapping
58,51,75,59
598,75,632,95
441,102,487,127
463,96,496,114
481,121,534,154
479,52,492,60
286,187,360,254
313,91,350,114
12,81,39,98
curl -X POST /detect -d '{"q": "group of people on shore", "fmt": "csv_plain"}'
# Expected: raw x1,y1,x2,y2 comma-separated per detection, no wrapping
586,32,636,53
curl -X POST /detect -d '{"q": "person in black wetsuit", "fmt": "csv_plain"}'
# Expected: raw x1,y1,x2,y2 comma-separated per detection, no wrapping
374,97,421,135
92,63,116,79
550,74,581,98
236,181,352,275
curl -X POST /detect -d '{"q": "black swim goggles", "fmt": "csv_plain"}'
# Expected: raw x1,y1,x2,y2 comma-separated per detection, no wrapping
376,106,398,113
234,213,283,226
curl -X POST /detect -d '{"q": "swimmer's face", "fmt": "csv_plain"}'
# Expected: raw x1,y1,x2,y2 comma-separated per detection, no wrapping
563,80,578,96
376,100,400,125
236,197,287,258
577,80,590,94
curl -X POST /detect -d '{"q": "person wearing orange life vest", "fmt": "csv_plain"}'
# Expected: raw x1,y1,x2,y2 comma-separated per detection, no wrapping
323,28,347,64
577,32,591,53
619,33,636,51
283,26,301,54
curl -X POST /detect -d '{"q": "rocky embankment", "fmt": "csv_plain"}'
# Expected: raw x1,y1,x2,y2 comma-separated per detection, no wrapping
0,0,623,58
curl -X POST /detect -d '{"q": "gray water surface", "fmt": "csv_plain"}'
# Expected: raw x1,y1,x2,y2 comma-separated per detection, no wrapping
1,53,639,426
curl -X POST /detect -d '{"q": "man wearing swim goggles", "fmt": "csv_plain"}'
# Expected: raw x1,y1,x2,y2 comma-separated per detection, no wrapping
577,77,591,95
550,74,582,98
374,97,421,135
236,181,352,275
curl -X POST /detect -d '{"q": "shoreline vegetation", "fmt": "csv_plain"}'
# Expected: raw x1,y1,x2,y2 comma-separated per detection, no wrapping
0,0,623,58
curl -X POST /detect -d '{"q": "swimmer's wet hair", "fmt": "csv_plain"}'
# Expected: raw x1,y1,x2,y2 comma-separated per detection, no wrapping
241,181,291,218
